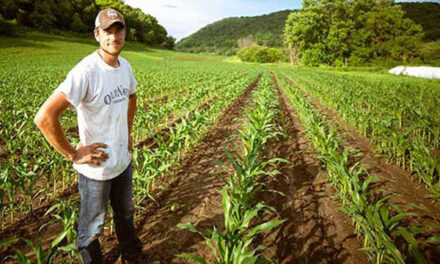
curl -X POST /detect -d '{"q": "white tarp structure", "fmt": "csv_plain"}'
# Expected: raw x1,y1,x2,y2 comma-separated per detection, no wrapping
389,66,440,79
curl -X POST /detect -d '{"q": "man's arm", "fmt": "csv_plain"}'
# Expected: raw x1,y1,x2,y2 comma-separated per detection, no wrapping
34,92,108,165
127,93,136,150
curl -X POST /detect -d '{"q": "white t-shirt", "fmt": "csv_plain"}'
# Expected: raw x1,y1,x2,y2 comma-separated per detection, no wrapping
55,51,137,180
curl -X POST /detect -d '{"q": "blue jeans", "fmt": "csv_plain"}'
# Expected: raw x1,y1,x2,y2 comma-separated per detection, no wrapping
77,163,142,264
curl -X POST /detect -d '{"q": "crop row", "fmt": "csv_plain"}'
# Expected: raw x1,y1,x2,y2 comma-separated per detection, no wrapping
280,69,440,198
0,53,258,227
132,72,260,204
0,69,260,263
178,73,286,263
277,74,439,264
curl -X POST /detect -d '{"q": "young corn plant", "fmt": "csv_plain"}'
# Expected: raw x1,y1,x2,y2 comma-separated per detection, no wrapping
177,74,286,263
282,70,440,198
177,188,284,264
278,75,428,263
43,197,82,262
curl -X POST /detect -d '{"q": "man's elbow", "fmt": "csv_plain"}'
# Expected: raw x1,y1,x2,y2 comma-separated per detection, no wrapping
34,110,48,129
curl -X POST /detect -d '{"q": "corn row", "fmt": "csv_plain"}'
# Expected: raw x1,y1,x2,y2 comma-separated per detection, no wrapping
177,73,286,263
281,69,440,198
277,75,436,264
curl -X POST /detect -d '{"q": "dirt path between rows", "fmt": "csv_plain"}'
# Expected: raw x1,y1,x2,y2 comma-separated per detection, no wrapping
0,91,219,256
282,74,440,262
282,74,440,217
255,75,368,264
101,75,261,263
0,76,260,262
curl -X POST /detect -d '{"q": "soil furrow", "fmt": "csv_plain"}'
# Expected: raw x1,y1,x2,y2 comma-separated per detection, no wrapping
0,94,218,243
101,74,261,263
282,74,440,220
282,74,440,262
258,74,368,264
0,76,260,262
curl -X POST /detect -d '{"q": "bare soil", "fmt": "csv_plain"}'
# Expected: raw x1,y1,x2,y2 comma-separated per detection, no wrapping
5,72,438,263
255,75,368,264
101,74,262,263
282,74,440,262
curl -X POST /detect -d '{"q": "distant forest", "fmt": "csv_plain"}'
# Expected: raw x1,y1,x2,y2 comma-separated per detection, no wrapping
0,0,175,49
175,2,440,56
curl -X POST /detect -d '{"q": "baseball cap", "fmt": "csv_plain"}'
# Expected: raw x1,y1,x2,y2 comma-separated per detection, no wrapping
95,9,125,29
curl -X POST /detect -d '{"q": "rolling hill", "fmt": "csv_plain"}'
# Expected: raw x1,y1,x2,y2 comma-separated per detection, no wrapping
175,2,440,55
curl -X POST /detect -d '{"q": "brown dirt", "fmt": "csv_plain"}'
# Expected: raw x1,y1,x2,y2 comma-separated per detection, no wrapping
0,94,218,243
100,74,261,263
0,75,261,263
282,74,440,262
283,75,440,217
256,75,369,264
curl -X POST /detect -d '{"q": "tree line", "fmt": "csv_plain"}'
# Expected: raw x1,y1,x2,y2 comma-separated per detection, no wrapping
284,0,424,66
0,0,175,49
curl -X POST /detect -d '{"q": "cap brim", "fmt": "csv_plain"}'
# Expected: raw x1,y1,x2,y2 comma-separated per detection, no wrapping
99,20,125,30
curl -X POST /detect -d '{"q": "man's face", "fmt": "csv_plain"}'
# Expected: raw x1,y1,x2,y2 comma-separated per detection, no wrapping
94,23,126,56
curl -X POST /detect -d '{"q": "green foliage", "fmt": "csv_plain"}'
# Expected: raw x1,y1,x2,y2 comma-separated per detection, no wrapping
177,75,286,263
284,0,424,66
0,0,175,48
0,19,17,36
175,3,439,57
176,10,291,55
278,74,432,263
398,2,440,41
70,13,88,33
237,46,282,63
421,40,440,66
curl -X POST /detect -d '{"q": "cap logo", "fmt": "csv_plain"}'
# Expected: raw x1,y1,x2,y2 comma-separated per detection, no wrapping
107,10,118,19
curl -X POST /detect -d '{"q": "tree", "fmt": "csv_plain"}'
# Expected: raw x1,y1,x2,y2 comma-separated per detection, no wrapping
0,0,174,48
284,0,423,66
70,12,88,32
0,0,19,20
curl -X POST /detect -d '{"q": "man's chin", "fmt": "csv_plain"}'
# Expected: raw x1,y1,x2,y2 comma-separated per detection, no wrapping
103,47,123,56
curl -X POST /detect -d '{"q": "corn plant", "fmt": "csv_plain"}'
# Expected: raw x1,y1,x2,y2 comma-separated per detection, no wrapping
281,69,440,198
177,74,286,263
177,187,284,264
277,74,430,263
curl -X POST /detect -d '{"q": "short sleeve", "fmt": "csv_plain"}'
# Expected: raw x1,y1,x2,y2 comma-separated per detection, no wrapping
55,66,89,107
128,64,137,95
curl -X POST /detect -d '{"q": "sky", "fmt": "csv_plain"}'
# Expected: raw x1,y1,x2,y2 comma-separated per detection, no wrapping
124,0,440,41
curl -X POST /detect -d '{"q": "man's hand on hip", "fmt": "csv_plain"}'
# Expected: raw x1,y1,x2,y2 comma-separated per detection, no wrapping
72,143,109,166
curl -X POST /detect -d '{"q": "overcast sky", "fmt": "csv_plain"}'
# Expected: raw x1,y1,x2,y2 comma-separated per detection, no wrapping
124,0,440,41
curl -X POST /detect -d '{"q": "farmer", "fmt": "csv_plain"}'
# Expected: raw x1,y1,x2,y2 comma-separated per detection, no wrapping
34,9,142,264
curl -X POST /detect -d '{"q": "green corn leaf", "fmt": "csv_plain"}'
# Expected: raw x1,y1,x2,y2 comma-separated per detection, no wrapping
245,219,286,239
0,237,18,248
176,223,199,234
51,230,68,248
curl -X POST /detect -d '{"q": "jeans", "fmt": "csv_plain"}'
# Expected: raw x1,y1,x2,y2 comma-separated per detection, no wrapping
77,163,142,264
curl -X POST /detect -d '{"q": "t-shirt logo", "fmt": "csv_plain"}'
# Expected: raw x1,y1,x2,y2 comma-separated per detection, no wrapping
107,10,118,19
104,85,129,105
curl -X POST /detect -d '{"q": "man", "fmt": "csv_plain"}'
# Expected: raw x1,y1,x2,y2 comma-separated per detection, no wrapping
34,9,142,264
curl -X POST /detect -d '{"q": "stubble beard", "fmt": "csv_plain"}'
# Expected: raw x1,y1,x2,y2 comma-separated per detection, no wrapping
101,42,124,57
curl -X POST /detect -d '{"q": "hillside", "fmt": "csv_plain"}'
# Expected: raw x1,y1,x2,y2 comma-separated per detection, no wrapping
176,2,440,55
176,10,291,55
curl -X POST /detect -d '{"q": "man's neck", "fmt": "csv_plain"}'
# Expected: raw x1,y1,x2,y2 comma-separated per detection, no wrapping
97,49,120,68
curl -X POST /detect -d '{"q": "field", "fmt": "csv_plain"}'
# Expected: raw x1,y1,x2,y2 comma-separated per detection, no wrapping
1,32,440,263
